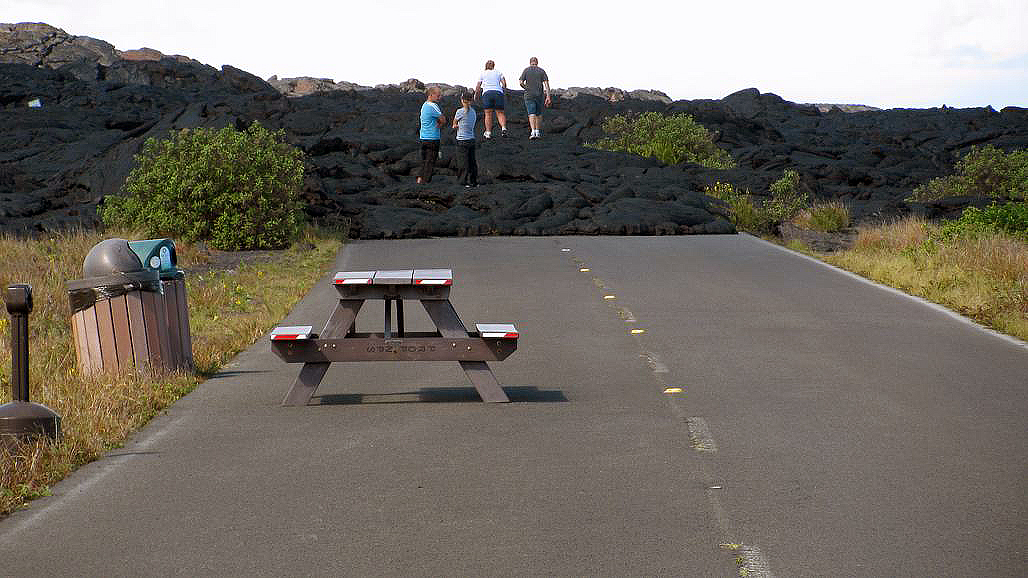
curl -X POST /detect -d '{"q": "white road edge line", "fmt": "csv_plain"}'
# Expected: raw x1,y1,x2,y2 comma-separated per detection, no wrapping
746,233,1028,351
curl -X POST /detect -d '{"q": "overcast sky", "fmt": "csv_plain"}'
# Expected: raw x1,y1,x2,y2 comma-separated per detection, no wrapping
6,0,1026,109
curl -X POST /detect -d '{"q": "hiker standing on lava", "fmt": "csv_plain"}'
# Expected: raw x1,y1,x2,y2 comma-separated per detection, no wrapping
519,56,551,140
417,85,446,184
475,60,507,139
452,90,479,187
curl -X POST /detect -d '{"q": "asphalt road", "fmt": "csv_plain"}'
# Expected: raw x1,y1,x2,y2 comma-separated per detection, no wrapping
2,235,1025,577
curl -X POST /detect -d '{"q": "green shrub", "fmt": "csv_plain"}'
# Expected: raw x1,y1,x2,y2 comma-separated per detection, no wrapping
766,169,808,223
795,201,851,232
940,201,1028,240
589,112,735,169
704,181,771,233
101,121,306,250
910,145,1028,202
705,171,814,234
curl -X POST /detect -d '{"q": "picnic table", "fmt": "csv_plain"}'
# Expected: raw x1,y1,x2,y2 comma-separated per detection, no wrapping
270,269,518,405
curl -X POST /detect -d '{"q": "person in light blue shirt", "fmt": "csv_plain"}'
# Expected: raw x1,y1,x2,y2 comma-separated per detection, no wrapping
452,90,478,187
417,86,445,184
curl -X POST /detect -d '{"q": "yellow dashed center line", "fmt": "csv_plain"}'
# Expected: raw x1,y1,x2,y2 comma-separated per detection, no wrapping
556,244,766,575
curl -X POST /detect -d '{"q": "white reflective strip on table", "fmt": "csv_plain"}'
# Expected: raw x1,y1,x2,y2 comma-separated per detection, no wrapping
413,268,453,284
475,323,518,338
334,271,375,284
271,326,314,340
373,270,415,284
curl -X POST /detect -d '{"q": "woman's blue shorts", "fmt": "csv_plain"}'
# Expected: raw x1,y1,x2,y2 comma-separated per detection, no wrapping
482,90,504,110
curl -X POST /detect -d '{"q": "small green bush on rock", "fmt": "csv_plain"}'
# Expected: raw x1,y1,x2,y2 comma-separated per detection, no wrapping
940,201,1028,240
910,145,1028,202
704,181,771,234
589,112,735,169
766,169,808,223
704,170,814,235
101,121,306,250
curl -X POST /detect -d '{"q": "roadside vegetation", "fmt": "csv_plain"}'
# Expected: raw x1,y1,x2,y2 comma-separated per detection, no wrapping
589,111,736,169
793,201,851,232
704,169,809,234
3,121,329,516
774,146,1027,342
907,145,1027,202
0,229,340,516
818,216,1027,340
704,144,1026,342
101,121,306,250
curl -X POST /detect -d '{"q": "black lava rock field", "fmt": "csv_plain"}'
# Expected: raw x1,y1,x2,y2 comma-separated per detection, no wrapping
2,55,1027,238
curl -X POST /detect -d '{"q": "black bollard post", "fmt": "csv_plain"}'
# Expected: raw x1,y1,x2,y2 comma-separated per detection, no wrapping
0,284,61,450
11,284,30,403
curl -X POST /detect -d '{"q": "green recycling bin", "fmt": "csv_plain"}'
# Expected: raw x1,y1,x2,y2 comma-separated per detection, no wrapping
130,239,193,370
128,239,177,273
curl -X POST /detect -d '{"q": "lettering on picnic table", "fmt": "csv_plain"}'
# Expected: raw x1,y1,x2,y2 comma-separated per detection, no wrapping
366,344,437,353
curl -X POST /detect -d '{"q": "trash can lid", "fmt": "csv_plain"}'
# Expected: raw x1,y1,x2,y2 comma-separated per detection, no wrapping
83,238,144,277
65,270,160,292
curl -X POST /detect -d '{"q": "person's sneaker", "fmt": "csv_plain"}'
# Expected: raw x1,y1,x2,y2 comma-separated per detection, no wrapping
483,131,491,139
464,184,472,188
529,132,539,140
501,128,508,137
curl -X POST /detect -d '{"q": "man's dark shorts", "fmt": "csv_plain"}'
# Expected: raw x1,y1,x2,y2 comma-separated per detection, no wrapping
524,96,543,115
482,90,504,110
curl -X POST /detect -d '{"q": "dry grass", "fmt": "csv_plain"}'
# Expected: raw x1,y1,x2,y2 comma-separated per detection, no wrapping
793,200,851,232
1,229,340,515
851,215,933,250
821,217,1028,340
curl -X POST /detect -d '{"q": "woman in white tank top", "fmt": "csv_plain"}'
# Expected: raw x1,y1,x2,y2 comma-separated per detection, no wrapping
474,59,508,138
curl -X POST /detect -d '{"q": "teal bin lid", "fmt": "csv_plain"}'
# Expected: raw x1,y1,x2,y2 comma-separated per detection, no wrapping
128,239,178,275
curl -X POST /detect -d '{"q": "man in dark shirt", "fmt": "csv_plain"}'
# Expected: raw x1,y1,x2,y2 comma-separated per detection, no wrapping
518,57,551,140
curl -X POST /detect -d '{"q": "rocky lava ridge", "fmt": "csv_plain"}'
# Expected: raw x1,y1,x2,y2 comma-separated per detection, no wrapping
3,22,1027,239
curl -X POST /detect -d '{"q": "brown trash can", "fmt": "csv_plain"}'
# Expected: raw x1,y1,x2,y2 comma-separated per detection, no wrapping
158,270,194,371
67,270,185,375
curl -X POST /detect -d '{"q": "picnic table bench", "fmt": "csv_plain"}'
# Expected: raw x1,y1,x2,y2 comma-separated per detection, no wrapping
270,268,518,405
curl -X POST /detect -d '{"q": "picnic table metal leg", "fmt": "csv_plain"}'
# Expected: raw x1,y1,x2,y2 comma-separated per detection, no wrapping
280,299,364,406
396,299,404,338
459,360,510,403
420,299,468,337
422,299,510,403
322,299,364,338
282,362,331,406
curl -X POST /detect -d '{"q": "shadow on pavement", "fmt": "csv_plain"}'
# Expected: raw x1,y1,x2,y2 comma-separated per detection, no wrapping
205,370,270,380
312,386,567,405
